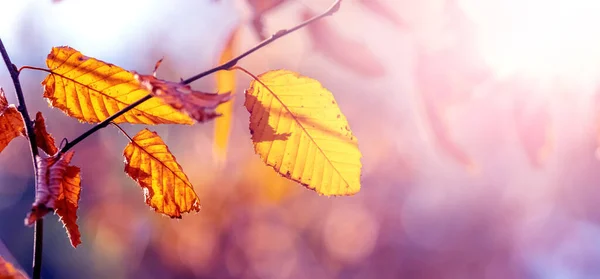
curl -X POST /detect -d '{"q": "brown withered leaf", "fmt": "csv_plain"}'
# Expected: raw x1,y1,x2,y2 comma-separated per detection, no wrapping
135,73,231,123
123,128,200,218
33,112,58,156
28,114,83,246
42,46,194,125
244,70,362,196
0,256,28,279
25,151,74,226
302,9,385,77
0,88,25,154
54,165,82,247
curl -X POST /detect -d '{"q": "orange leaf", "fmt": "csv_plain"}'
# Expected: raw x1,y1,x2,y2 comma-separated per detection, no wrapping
0,256,27,279
302,9,385,77
54,165,82,247
25,151,74,225
123,128,200,218
33,112,58,156
0,88,25,154
42,46,194,125
244,70,362,196
213,29,238,163
135,74,231,123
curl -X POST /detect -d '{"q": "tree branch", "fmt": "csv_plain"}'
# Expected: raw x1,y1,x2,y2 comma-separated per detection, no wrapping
59,0,342,153
0,39,43,279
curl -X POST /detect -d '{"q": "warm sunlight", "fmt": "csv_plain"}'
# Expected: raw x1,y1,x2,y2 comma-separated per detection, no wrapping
462,0,600,82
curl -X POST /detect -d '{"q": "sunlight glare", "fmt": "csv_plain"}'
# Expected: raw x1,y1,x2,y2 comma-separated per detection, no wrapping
461,0,600,83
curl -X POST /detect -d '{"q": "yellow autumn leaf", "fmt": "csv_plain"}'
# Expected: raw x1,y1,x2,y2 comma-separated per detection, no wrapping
123,128,200,218
213,29,238,163
244,70,362,196
42,46,193,125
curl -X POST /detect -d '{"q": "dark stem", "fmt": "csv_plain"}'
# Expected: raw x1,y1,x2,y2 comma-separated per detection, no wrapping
0,39,43,279
58,0,342,154
59,95,152,154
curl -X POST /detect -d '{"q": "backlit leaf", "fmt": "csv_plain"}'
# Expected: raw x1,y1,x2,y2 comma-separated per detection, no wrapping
123,128,200,218
0,256,28,279
26,151,74,225
213,29,238,163
302,9,385,77
54,165,82,247
33,112,58,156
0,88,25,154
42,46,194,125
244,70,362,196
135,74,231,123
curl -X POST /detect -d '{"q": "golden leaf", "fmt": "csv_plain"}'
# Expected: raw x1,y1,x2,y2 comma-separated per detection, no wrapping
123,128,200,218
33,112,58,156
42,46,193,125
213,29,238,163
0,88,24,154
0,256,28,279
54,165,82,247
135,74,231,123
25,151,74,225
244,70,362,196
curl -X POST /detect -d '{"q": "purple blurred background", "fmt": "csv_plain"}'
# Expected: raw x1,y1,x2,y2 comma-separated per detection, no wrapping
2,0,600,278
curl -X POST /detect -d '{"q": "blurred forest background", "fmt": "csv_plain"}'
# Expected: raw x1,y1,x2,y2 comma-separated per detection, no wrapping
2,0,600,278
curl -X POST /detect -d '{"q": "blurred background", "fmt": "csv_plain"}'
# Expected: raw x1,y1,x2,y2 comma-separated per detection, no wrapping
2,0,600,278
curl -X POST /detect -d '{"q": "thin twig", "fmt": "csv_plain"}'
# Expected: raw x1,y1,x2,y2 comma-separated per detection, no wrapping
0,39,43,279
181,0,341,85
58,0,342,153
110,122,134,142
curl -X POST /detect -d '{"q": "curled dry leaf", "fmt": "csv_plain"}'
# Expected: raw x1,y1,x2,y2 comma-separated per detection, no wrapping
0,88,25,154
25,151,74,225
135,73,231,123
33,112,58,156
42,46,194,125
30,112,82,246
244,70,362,196
213,29,238,163
302,9,385,77
0,256,28,279
123,128,200,218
